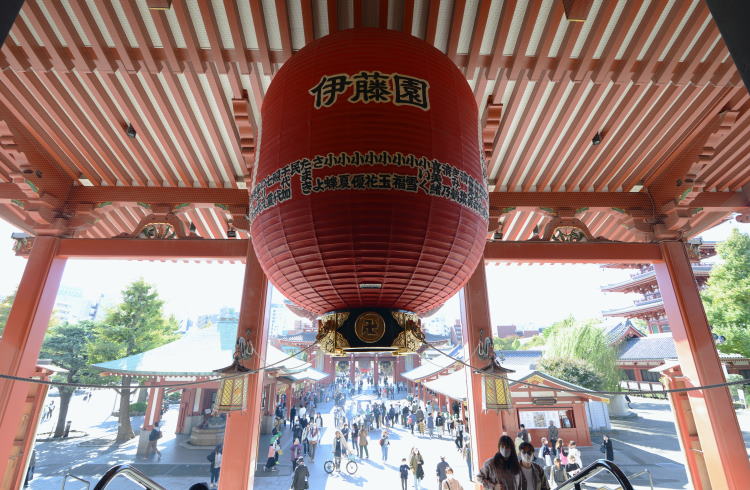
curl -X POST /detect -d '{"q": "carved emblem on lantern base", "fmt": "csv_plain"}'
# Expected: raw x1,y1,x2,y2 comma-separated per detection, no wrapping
316,308,424,355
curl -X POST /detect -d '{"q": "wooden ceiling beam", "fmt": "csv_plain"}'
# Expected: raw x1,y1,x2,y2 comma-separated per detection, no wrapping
55,238,248,260
487,0,517,81
483,241,662,264
249,0,274,75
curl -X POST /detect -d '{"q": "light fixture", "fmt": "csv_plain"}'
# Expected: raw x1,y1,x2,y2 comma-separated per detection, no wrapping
592,132,602,145
213,358,249,412
227,227,237,238
478,357,514,411
126,123,137,139
359,283,382,289
189,222,197,233
492,231,503,241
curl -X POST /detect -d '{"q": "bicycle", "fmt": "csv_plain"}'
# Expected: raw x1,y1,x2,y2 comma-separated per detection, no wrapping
324,453,358,475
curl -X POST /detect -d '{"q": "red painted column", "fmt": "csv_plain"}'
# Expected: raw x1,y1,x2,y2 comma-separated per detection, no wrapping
349,356,356,382
0,237,65,471
219,241,272,490
153,385,165,426
461,263,504,483
142,382,158,430
654,241,750,490
662,366,709,490
373,355,379,386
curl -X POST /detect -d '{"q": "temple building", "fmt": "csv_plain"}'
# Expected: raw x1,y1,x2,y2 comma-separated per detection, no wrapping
93,319,328,453
601,241,717,334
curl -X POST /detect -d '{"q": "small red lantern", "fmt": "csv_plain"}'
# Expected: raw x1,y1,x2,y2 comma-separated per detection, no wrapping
251,29,487,338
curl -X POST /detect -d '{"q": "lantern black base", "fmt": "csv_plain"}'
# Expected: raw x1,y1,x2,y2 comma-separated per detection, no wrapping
316,308,424,355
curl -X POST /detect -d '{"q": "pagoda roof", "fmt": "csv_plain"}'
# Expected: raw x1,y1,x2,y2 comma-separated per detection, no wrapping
601,264,713,292
600,319,644,345
602,298,665,318
93,322,326,382
1,3,748,243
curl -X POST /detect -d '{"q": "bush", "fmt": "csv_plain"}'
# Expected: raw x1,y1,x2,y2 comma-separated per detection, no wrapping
538,357,605,391
167,391,182,403
129,401,147,415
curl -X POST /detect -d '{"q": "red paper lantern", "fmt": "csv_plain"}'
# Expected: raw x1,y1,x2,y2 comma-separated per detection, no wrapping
250,28,487,317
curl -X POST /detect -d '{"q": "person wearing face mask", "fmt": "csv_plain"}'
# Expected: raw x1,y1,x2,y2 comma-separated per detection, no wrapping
441,467,464,490
518,442,550,490
478,435,521,489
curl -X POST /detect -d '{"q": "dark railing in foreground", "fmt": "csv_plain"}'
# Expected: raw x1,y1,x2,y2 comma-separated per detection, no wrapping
556,459,634,490
62,472,90,489
93,464,166,490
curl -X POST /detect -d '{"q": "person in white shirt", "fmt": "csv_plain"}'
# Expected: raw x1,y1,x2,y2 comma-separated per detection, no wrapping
567,441,582,468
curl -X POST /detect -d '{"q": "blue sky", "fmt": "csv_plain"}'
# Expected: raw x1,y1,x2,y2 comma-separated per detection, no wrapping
0,217,748,328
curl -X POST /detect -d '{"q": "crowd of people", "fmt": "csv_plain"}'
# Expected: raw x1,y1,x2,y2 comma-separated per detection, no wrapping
197,376,616,490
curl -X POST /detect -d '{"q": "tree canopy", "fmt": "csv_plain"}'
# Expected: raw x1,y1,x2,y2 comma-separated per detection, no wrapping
538,357,605,391
542,317,621,391
702,229,750,357
40,321,101,437
89,279,179,442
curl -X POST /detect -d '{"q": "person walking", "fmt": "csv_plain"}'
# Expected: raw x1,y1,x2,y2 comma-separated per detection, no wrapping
379,430,390,461
427,413,435,438
547,421,558,450
441,467,464,490
358,426,369,459
567,441,581,468
399,457,410,490
291,438,303,471
436,455,450,489
291,457,309,490
600,435,614,461
409,447,425,490
333,430,349,472
518,442,550,490
342,423,350,444
307,423,321,462
517,424,530,444
555,439,567,465
207,445,222,488
264,440,278,472
146,422,163,460
463,439,473,482
23,449,36,488
550,458,568,489
477,435,522,490
565,455,581,477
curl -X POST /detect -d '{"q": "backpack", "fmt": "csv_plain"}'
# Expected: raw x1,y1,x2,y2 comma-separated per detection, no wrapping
379,438,385,446
207,450,215,463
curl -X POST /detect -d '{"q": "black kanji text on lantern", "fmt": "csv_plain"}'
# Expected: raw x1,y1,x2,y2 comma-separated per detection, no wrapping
309,72,430,110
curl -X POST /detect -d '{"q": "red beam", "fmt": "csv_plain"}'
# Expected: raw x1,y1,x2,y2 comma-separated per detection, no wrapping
68,186,248,205
56,238,248,260
484,241,662,263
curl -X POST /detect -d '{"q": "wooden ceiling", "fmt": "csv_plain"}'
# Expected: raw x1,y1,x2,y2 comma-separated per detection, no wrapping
0,0,748,242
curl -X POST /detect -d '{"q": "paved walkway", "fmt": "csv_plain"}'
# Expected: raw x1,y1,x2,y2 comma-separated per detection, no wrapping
26,393,750,489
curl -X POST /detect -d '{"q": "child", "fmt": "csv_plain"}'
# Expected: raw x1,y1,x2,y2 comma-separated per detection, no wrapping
399,458,410,490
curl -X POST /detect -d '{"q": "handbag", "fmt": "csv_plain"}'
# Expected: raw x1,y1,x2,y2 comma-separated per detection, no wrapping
599,443,606,454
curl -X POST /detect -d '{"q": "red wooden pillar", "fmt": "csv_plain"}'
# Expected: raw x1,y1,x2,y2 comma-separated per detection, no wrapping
349,356,356,382
142,382,158,430
220,242,272,490
0,237,65,476
461,263,504,482
153,385,165,426
373,355,379,386
654,241,750,490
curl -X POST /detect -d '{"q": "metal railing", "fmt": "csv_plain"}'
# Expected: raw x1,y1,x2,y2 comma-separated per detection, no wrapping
627,469,655,490
62,472,90,489
556,459,634,490
93,465,166,490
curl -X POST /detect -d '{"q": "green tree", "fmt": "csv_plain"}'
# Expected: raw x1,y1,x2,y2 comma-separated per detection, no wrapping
0,289,16,336
493,336,520,351
702,229,750,357
543,318,621,391
89,280,178,443
40,321,101,437
538,357,605,391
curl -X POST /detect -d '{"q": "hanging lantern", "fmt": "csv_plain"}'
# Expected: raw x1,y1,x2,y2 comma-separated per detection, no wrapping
213,359,250,412
479,358,514,411
250,28,488,353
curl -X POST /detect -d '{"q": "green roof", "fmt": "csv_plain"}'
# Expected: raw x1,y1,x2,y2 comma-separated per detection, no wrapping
93,322,327,381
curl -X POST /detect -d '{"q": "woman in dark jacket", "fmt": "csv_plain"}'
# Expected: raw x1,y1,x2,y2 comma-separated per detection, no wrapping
291,457,309,490
478,435,522,489
601,435,614,461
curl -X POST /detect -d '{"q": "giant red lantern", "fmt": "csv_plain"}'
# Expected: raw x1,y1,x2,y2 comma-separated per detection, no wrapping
250,29,487,353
